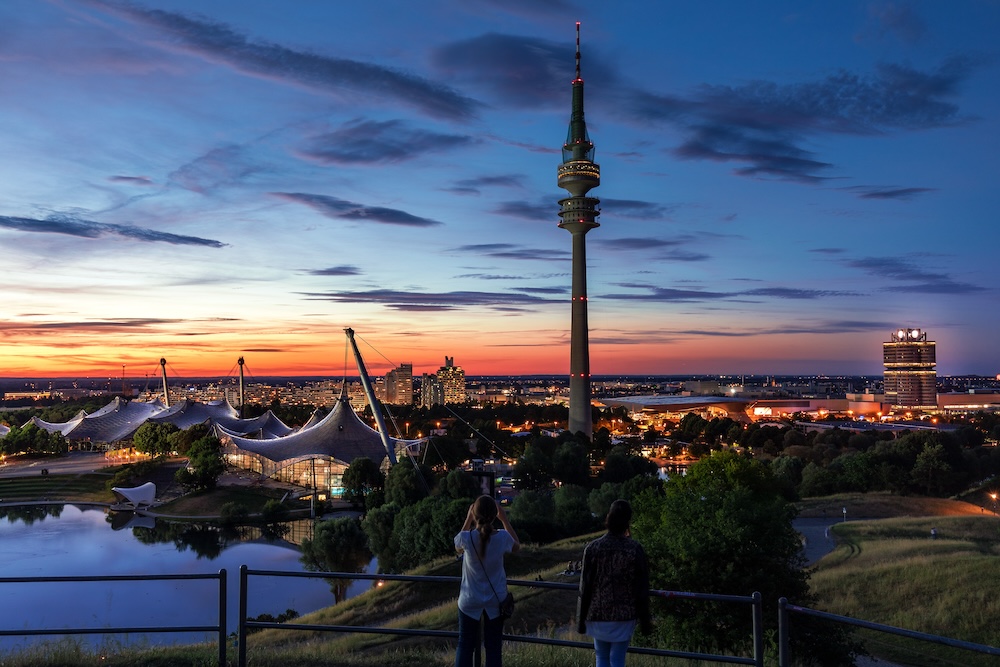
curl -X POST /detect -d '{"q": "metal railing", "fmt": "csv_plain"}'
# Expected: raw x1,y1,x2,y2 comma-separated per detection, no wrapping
238,566,764,667
0,571,227,666
778,598,1000,667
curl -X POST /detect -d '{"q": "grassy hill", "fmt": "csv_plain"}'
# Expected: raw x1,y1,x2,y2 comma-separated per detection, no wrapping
806,493,1000,666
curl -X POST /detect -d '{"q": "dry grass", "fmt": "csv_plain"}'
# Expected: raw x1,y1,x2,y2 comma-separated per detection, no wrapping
811,514,1000,666
797,492,986,519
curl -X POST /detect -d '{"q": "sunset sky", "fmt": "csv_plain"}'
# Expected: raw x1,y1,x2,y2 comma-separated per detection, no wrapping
1,1,997,380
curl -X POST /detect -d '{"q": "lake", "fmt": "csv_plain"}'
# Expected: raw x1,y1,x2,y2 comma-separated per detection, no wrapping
0,504,375,651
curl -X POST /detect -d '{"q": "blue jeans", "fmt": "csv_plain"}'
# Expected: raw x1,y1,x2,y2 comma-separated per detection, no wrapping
594,638,629,667
455,610,504,667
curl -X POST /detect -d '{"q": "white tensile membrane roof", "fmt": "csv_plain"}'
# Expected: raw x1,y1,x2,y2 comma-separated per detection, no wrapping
223,392,397,466
111,481,156,508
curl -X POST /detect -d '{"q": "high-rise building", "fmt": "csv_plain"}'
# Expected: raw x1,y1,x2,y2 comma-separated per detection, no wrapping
883,327,937,412
437,356,467,404
421,373,443,408
556,23,600,440
385,363,413,405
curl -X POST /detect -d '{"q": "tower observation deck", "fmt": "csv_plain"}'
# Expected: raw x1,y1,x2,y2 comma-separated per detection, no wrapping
557,22,600,439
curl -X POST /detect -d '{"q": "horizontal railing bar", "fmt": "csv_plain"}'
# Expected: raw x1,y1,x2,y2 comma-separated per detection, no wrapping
243,569,755,603
243,569,459,584
651,589,758,605
0,626,221,637
0,573,222,584
785,604,1000,656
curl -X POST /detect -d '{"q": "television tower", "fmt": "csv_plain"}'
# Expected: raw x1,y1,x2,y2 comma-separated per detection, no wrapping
557,22,600,439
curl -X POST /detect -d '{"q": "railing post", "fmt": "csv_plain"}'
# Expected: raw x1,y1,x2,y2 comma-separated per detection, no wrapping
218,569,227,667
778,597,789,667
751,591,763,667
239,565,248,667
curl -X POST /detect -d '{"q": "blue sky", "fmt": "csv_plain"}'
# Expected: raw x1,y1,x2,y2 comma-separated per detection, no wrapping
1,0,997,379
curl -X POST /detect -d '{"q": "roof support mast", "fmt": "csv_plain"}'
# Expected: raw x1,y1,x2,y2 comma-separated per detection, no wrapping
159,357,170,408
344,328,397,465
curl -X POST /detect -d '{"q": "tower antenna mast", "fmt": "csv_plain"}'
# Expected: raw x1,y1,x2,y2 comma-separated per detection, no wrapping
556,21,600,440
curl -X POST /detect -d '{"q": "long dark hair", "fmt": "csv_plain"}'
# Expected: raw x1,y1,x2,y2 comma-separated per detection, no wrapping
472,495,498,557
606,499,632,536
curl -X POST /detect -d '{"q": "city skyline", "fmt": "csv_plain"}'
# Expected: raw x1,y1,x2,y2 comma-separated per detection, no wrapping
2,1,998,379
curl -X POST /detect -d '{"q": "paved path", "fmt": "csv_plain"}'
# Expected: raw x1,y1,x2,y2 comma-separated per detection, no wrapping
794,518,909,667
794,517,845,566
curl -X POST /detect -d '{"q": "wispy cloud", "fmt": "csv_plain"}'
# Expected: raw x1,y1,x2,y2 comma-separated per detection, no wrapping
432,33,614,108
860,2,927,44
846,256,985,294
450,243,570,261
85,0,479,121
108,175,154,185
675,319,898,337
297,119,475,165
272,192,443,228
306,265,362,277
444,174,526,195
0,214,226,247
299,288,557,311
847,186,936,200
626,55,979,182
169,144,264,194
603,283,856,302
493,198,555,222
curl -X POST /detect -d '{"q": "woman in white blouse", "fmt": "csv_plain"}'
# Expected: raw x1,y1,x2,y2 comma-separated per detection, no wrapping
454,495,520,667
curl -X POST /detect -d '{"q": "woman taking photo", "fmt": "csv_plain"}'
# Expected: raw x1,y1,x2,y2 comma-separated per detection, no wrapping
454,495,520,667
576,499,652,667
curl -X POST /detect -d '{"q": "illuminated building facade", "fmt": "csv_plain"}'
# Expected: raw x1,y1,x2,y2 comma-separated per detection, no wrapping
437,356,467,404
883,327,937,412
385,362,413,405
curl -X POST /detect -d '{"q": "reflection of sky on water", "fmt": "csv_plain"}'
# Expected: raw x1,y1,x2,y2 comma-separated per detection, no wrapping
0,506,375,650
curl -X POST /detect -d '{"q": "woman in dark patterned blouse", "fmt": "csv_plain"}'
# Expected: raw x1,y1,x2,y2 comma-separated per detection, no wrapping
576,499,652,667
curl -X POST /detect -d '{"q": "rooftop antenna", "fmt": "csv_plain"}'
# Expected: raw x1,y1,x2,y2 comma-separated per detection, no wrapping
575,21,581,82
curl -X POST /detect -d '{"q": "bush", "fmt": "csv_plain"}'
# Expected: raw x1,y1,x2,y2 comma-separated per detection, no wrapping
220,502,249,526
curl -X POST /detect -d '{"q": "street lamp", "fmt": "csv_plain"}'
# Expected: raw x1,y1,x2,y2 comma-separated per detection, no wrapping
990,492,997,515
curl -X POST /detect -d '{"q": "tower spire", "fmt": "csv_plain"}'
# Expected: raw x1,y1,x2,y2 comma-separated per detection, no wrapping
557,22,600,440
575,21,581,82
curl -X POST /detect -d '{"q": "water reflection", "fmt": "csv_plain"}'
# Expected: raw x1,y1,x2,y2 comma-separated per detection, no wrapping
300,518,373,603
0,505,376,650
0,504,64,525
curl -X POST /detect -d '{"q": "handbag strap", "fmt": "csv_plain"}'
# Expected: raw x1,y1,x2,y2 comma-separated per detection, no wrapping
469,529,504,604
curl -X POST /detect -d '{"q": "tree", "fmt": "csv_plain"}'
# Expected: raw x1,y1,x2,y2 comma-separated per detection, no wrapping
440,468,481,500
553,484,596,536
632,450,858,665
508,489,556,543
513,443,553,490
175,435,225,490
383,457,435,506
132,422,179,457
552,440,591,487
342,457,385,506
911,443,952,496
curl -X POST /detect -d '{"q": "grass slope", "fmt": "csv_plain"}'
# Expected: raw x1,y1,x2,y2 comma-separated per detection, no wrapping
809,495,1000,666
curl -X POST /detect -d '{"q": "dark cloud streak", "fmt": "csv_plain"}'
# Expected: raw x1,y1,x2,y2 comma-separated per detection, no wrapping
87,0,479,121
273,192,443,228
0,214,226,247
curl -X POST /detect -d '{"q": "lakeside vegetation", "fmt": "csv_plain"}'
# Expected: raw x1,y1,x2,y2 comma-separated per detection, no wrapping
4,398,1000,665
2,482,999,665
